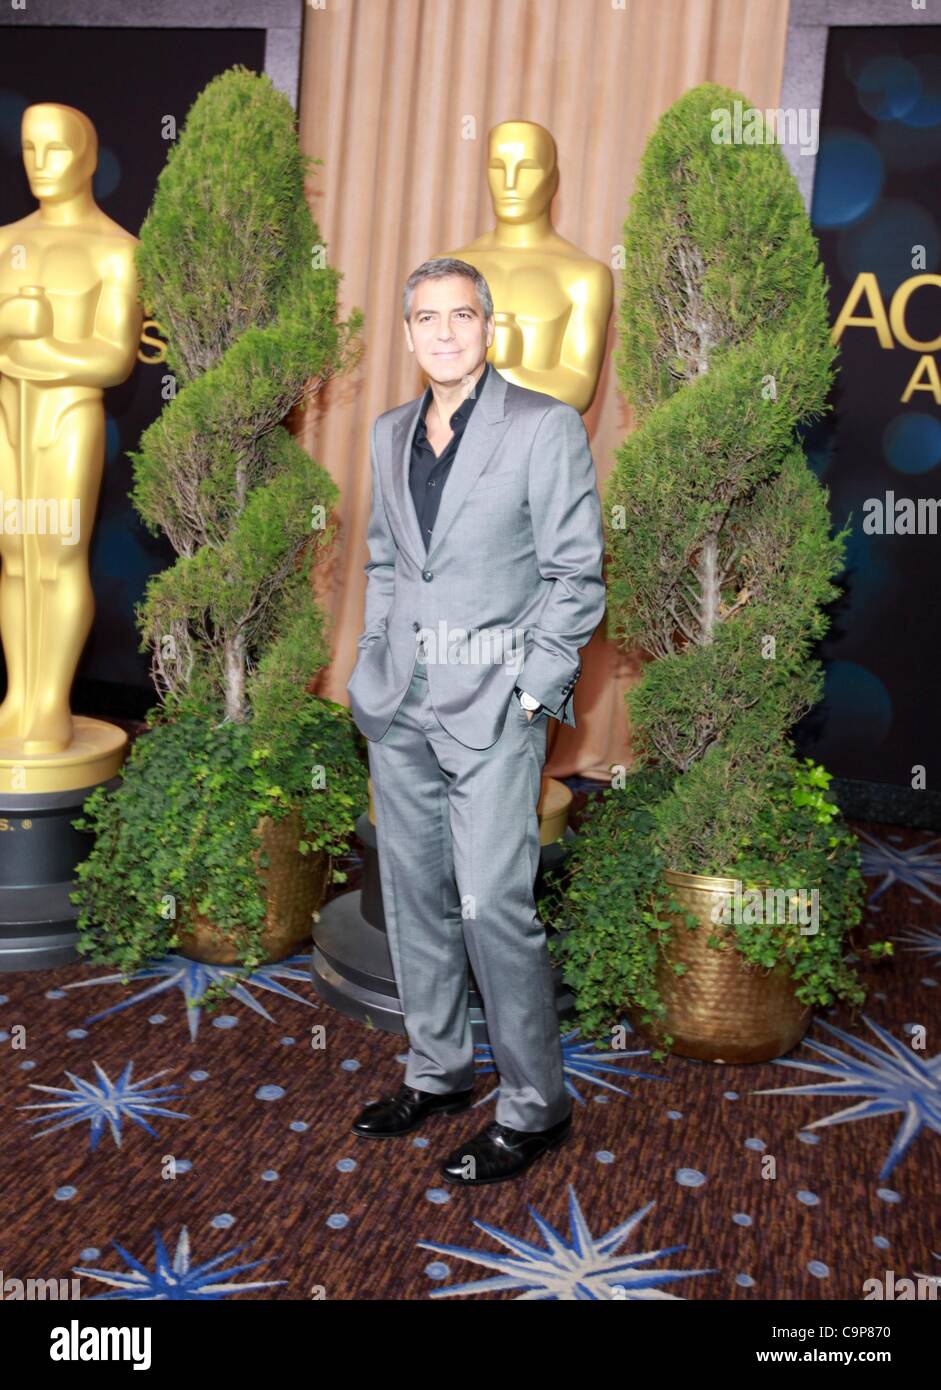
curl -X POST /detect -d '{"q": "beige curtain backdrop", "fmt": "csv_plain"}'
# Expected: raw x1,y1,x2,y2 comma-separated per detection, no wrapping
297,0,789,782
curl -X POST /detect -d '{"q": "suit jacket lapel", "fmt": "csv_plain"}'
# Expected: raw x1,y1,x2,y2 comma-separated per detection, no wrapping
389,364,510,571
390,398,429,567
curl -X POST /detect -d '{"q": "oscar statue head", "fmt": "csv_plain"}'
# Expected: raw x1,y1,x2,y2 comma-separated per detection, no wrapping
487,120,559,225
21,103,98,204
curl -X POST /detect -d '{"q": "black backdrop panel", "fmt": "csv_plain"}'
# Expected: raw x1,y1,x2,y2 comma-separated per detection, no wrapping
0,26,265,718
794,24,941,817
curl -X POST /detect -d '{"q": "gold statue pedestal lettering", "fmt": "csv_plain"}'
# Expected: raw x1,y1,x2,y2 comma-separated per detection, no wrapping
0,104,142,969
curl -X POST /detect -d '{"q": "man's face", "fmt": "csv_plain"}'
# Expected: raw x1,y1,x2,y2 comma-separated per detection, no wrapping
405,275,493,385
22,114,87,201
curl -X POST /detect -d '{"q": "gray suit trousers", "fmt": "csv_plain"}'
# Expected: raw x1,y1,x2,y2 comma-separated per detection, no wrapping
366,654,570,1132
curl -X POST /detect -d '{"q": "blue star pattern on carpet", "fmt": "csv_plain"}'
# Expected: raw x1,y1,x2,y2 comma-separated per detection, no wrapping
418,1184,716,1299
754,1016,941,1180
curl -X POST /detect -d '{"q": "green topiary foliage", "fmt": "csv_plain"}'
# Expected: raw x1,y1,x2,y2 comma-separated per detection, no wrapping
615,83,836,415
69,67,368,1002
130,65,363,749
545,84,886,1040
606,83,847,854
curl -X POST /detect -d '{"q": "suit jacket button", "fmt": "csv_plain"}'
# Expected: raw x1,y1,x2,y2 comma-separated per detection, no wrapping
422,570,433,582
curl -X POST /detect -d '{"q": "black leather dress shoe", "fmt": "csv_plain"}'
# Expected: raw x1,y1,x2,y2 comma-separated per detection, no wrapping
439,1113,572,1184
351,1082,475,1138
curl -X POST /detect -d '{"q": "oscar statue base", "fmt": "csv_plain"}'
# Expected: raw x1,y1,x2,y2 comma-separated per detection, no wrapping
0,715,128,794
310,810,576,1040
0,717,128,971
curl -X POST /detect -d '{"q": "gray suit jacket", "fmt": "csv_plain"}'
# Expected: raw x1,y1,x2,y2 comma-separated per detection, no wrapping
347,364,606,748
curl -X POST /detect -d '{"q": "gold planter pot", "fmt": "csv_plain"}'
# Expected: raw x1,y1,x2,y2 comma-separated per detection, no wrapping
177,809,330,966
629,868,812,1064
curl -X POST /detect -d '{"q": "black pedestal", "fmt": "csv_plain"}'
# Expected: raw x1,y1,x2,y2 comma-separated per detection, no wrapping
0,778,118,971
311,811,575,1040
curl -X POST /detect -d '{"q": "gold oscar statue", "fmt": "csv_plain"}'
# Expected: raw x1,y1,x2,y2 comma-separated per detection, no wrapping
436,119,613,415
0,103,142,795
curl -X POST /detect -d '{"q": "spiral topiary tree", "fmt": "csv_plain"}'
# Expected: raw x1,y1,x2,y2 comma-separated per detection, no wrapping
71,67,366,994
607,82,845,866
131,64,362,747
542,84,882,1042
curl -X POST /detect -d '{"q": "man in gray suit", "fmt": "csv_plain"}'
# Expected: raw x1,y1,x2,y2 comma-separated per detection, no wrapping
347,258,606,1184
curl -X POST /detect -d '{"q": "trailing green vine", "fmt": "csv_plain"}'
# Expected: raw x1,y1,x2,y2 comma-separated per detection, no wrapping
541,755,885,1052
72,695,367,1012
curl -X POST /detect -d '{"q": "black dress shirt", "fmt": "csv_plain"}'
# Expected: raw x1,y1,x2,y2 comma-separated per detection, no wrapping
409,362,490,553
407,361,539,709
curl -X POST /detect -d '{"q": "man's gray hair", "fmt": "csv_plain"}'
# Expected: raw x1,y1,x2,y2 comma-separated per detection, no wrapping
403,258,494,323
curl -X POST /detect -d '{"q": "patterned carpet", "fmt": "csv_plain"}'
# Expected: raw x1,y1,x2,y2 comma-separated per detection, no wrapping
1,778,938,1302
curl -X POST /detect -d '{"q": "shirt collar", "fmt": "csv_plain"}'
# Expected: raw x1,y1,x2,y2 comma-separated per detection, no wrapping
419,361,490,430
